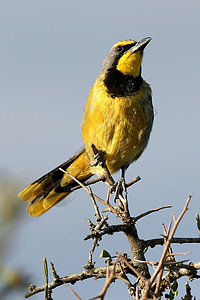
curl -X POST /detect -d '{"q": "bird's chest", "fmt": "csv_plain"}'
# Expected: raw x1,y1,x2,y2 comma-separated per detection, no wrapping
82,86,152,170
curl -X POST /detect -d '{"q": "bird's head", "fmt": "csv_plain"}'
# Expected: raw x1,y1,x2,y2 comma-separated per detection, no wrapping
101,37,151,78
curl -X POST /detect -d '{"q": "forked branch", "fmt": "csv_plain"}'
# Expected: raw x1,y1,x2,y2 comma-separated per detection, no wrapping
25,162,199,300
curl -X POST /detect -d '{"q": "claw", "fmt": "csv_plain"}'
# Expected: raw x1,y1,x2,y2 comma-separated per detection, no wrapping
91,150,105,167
111,177,127,202
110,166,127,202
90,144,105,167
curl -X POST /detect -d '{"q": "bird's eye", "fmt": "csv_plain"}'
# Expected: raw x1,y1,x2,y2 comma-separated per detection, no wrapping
116,45,123,52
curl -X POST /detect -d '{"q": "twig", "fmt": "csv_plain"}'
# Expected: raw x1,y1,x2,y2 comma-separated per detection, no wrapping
65,284,82,300
162,223,174,261
159,262,200,295
25,264,122,298
25,258,200,299
89,187,101,221
134,259,189,267
145,237,200,248
155,224,170,294
84,224,128,240
87,214,108,253
50,262,60,281
68,169,140,198
118,260,134,292
70,176,104,192
151,194,192,281
165,216,173,240
43,258,49,300
134,205,172,222
142,194,193,298
126,176,141,188
117,252,148,283
86,188,109,255
25,188,200,300
89,254,121,300
89,253,135,300
167,251,191,256
59,166,140,225
59,168,91,194
59,168,121,217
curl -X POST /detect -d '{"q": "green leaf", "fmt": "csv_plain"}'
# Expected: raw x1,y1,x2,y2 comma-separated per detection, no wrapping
99,250,112,263
99,250,111,258
171,280,178,293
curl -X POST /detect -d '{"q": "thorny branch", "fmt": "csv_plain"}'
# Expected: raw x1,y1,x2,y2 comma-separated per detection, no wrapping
142,194,193,298
25,186,200,299
25,264,122,298
25,149,200,299
146,237,200,248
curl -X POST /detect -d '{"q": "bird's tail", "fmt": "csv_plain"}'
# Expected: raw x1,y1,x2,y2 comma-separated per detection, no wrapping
18,148,93,216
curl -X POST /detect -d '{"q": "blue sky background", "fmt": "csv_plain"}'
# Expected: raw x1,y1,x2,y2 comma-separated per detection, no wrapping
1,1,200,299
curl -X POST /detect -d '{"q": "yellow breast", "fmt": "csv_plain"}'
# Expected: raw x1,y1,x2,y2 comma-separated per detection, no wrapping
81,75,153,175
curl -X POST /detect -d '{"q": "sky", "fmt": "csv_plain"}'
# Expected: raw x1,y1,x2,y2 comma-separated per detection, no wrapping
0,0,200,299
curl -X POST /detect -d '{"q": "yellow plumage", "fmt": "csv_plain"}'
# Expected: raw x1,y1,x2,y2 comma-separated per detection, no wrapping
18,37,154,216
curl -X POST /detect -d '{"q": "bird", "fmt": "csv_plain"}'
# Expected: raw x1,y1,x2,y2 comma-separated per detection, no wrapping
18,37,154,217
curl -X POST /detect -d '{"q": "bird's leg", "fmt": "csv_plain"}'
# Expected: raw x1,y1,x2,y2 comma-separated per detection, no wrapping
90,144,105,167
90,144,115,186
111,166,127,202
91,144,126,210
120,166,127,196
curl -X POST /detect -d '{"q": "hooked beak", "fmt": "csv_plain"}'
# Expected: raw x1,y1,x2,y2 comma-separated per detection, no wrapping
131,37,152,53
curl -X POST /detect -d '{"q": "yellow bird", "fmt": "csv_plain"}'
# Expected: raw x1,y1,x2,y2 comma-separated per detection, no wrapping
18,37,154,216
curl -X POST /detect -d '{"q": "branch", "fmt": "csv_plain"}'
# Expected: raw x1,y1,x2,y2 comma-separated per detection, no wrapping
126,176,141,188
43,258,49,300
117,252,148,283
84,224,128,241
70,176,104,192
158,261,200,294
145,237,200,248
89,254,121,300
134,205,172,222
84,205,174,243
25,264,122,298
29,161,199,300
65,284,82,300
59,168,122,218
151,194,192,280
142,194,193,298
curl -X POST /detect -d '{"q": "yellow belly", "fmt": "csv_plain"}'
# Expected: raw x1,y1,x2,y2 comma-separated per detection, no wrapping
81,77,153,175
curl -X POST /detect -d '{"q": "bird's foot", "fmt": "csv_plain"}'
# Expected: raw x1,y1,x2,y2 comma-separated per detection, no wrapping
90,144,105,167
90,144,115,187
110,176,127,202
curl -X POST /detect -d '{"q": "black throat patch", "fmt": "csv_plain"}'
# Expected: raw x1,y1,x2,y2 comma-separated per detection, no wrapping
104,68,143,98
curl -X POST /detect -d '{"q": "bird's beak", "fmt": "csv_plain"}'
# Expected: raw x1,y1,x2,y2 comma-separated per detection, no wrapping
131,37,152,53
